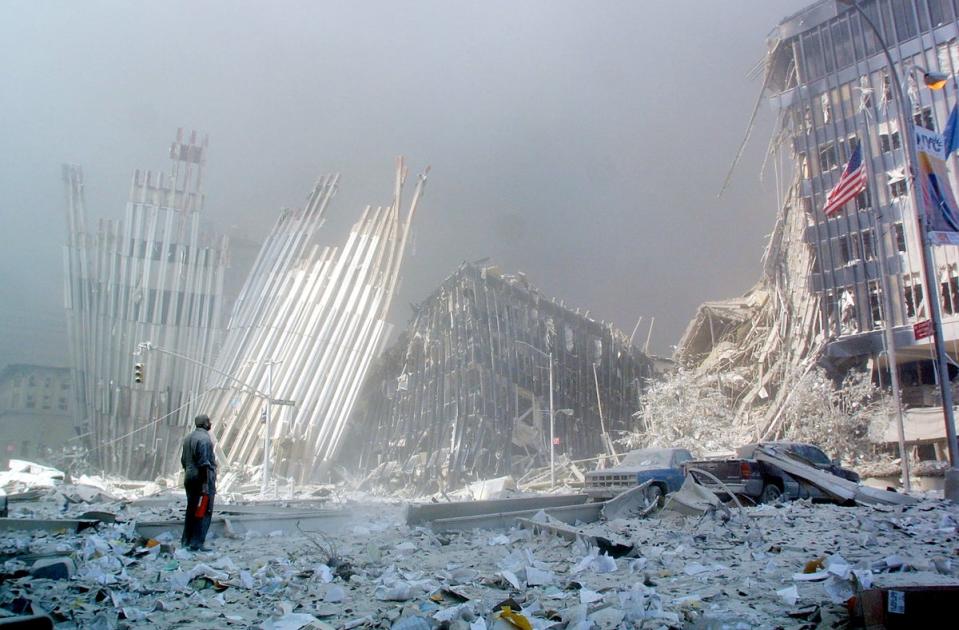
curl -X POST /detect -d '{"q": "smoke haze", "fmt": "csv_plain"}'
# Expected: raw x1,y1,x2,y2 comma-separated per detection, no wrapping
0,0,808,365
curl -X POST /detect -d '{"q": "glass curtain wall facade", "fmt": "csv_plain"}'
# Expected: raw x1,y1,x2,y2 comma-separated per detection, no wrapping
767,0,959,367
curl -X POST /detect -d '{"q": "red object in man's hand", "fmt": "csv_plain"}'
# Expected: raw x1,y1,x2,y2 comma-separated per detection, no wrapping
195,494,209,518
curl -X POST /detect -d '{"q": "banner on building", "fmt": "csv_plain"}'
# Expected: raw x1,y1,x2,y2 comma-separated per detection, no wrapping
915,126,959,246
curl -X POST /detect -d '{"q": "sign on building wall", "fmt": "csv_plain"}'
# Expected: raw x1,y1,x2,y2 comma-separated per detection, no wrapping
915,126,959,246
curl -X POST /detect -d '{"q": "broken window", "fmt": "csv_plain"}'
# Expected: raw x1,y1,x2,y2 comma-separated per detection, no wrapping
858,75,873,112
879,125,902,153
889,178,908,199
821,92,832,124
936,39,959,73
881,72,893,108
819,142,838,171
862,228,876,260
894,222,907,252
913,106,935,131
838,234,859,264
941,265,959,315
868,280,883,327
839,287,858,334
904,275,925,319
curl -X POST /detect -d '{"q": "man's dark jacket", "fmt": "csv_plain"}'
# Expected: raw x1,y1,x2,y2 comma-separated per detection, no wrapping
181,427,217,494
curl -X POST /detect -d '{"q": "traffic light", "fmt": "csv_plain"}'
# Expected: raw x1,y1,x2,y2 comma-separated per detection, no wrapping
133,363,144,384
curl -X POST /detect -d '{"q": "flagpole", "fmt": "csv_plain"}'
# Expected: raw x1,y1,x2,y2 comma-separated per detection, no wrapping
842,1,959,498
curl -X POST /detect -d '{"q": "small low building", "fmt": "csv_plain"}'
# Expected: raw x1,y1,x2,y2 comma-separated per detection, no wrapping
0,364,77,466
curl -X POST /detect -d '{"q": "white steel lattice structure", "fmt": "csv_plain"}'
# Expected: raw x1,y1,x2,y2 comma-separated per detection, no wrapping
202,158,427,483
63,130,229,478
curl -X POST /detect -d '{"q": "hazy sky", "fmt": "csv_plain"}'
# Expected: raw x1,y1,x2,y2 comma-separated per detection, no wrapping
0,0,809,367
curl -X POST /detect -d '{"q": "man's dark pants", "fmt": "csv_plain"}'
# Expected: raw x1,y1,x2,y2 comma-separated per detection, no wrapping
181,482,215,550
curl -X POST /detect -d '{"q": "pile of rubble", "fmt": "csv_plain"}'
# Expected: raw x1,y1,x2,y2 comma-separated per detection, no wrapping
3,455,959,628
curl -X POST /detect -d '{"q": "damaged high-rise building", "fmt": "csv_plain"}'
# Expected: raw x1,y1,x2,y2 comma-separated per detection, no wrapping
63,130,229,478
342,263,656,491
676,1,959,458
761,0,959,453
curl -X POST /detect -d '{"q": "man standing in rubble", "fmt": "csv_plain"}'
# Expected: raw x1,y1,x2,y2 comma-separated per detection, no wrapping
181,414,217,551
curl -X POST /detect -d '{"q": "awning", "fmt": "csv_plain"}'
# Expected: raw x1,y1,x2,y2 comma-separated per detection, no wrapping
872,406,956,444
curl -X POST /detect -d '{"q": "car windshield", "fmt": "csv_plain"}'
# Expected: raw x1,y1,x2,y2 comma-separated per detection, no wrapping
620,449,673,468
788,444,830,465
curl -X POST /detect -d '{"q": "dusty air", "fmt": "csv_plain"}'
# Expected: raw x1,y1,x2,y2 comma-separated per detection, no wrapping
4,0,959,627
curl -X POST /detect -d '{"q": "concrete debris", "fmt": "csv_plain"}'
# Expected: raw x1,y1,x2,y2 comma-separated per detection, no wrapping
2,486,959,628
753,444,916,506
0,461,65,493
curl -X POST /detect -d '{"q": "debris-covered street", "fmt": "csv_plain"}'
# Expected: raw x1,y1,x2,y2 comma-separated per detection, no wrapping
3,465,959,629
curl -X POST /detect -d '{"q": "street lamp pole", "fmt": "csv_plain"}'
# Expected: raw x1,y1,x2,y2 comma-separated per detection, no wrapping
843,2,959,478
263,361,273,495
138,342,294,494
548,349,555,489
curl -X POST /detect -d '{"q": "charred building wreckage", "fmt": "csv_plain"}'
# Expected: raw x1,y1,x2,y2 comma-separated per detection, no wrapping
340,263,656,492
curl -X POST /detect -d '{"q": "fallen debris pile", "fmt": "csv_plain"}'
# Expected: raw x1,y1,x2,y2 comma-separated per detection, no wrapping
2,486,958,628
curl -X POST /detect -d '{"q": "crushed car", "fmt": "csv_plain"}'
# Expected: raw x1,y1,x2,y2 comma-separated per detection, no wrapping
682,441,860,504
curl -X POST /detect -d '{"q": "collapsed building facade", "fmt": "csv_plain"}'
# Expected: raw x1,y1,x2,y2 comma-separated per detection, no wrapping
200,160,426,484
63,130,229,478
676,0,959,460
342,263,655,490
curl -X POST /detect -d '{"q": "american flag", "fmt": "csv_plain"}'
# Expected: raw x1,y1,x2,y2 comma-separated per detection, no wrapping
823,142,868,216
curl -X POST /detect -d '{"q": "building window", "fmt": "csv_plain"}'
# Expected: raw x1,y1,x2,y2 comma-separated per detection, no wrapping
904,276,925,319
840,286,858,333
838,234,860,265
819,142,838,171
838,135,859,162
880,129,902,153
890,179,908,199
801,30,827,81
936,39,959,73
25,395,35,409
894,222,907,252
942,265,959,315
868,280,883,327
890,0,918,42
882,72,893,105
914,106,935,131
862,228,876,260
833,19,854,69
855,188,871,210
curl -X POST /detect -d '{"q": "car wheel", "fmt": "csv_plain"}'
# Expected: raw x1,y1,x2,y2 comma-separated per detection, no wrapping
645,484,663,507
760,484,782,504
